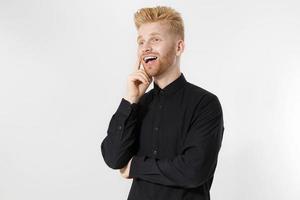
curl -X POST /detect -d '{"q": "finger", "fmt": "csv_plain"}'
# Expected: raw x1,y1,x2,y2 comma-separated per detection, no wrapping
140,62,146,72
135,56,142,70
137,70,151,82
136,73,150,84
131,74,148,84
140,61,144,70
139,64,152,79
137,68,149,78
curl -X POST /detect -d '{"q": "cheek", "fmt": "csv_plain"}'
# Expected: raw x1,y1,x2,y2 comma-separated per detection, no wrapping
157,46,170,57
162,41,176,52
137,48,143,58
163,45,176,59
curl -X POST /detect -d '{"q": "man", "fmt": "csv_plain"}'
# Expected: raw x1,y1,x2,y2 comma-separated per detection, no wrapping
101,6,224,200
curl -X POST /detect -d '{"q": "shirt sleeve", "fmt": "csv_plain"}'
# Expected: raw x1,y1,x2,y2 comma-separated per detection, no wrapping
129,94,224,189
101,98,140,169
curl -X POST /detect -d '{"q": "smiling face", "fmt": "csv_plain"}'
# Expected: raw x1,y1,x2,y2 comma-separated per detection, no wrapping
137,21,184,77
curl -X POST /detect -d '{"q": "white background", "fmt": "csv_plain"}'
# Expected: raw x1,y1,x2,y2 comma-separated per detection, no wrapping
1,0,299,199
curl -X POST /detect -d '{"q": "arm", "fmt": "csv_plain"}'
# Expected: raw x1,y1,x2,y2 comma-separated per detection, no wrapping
129,94,224,188
101,98,141,169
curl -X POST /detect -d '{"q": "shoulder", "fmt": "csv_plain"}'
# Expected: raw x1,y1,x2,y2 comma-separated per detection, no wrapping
182,82,223,123
184,81,221,106
183,83,223,129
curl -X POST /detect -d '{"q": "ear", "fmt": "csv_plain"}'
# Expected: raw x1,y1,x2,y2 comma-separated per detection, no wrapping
176,39,185,56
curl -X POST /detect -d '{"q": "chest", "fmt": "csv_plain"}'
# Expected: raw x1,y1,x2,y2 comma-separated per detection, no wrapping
137,96,193,158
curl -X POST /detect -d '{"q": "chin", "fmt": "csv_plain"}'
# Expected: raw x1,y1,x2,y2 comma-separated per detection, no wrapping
149,66,162,75
146,71,157,77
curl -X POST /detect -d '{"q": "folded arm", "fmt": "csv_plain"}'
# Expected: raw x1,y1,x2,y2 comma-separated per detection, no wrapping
129,94,224,188
101,98,141,169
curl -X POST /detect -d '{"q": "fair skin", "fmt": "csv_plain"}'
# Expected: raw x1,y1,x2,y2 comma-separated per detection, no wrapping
120,21,185,178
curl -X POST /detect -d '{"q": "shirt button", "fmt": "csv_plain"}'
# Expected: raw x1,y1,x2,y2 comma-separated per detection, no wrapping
118,125,122,130
159,104,162,109
153,150,157,155
154,127,159,131
159,91,164,96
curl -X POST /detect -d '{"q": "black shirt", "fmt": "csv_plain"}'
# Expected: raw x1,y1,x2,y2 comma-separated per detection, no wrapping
101,73,224,200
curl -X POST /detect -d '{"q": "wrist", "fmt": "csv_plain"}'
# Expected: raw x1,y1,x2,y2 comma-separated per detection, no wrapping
124,96,139,104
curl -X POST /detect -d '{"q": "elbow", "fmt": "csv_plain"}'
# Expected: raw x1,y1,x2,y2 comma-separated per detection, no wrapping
103,157,125,170
181,174,213,189
101,149,127,169
181,164,217,189
101,145,122,170
100,141,131,170
182,175,213,189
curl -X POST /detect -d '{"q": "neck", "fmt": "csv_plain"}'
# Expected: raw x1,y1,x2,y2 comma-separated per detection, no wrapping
154,65,181,89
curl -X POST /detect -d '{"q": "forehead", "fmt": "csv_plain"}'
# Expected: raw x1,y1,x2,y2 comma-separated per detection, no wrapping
137,22,170,40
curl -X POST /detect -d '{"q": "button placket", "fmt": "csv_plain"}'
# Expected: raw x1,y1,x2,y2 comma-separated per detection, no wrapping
159,90,164,96
153,150,157,155
151,92,165,157
152,122,160,155
158,90,164,109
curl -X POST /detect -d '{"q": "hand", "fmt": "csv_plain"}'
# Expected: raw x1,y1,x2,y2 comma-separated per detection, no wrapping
124,57,153,104
119,157,133,179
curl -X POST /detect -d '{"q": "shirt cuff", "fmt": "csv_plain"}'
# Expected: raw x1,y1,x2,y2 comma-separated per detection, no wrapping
116,98,139,118
129,155,154,179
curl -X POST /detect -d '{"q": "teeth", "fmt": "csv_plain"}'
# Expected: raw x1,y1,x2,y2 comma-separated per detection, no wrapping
143,56,157,62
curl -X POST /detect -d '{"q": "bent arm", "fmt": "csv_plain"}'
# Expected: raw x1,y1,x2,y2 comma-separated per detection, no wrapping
101,98,141,169
129,95,224,188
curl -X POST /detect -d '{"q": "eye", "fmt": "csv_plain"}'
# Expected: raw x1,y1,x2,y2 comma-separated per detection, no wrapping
138,41,144,45
152,38,160,42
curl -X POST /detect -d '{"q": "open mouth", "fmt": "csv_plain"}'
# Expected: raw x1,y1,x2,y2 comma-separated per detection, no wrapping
143,56,158,64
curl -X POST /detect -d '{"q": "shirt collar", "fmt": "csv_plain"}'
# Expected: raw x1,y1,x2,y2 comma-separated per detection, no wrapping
153,73,187,96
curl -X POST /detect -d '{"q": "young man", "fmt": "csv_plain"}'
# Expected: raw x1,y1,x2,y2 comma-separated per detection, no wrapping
101,6,224,200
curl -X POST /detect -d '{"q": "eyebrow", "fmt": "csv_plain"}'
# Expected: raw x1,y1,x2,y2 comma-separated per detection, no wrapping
137,32,161,41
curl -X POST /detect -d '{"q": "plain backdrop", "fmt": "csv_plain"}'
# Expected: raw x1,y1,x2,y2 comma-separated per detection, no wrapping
1,0,299,199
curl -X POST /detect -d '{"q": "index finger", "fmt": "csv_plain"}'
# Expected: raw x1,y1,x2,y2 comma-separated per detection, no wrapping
135,57,151,79
139,62,152,79
135,56,142,70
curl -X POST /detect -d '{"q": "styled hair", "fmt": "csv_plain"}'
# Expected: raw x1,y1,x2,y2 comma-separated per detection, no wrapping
134,6,185,40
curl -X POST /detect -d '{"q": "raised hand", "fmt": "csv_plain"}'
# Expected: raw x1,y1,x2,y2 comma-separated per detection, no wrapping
124,57,153,104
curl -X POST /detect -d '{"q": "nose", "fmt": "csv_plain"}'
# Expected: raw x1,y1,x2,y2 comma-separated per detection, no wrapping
142,42,152,53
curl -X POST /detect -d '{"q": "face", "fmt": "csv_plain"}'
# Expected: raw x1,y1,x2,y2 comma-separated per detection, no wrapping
137,22,184,77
